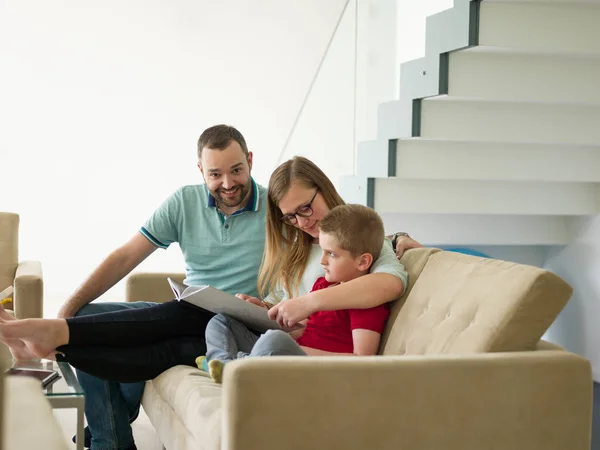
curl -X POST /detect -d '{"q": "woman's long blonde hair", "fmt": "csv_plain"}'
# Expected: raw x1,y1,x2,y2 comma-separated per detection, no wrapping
258,156,345,300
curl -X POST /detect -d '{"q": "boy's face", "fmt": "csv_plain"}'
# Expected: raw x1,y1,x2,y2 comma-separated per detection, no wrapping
319,231,371,283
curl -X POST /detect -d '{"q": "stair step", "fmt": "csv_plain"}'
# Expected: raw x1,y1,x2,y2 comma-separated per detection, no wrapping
392,139,600,182
373,179,599,215
378,213,573,246
421,96,600,145
486,0,600,4
480,1,600,53
449,47,600,103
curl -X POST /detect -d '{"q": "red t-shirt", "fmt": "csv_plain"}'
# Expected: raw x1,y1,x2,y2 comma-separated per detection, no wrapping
295,277,390,354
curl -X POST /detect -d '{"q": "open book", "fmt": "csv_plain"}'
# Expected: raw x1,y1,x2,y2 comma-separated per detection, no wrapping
168,278,297,333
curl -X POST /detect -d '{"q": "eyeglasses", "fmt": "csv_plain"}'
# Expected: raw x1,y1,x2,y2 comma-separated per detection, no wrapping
280,189,319,225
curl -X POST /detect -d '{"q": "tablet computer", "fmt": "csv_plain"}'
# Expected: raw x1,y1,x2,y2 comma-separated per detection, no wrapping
6,367,61,389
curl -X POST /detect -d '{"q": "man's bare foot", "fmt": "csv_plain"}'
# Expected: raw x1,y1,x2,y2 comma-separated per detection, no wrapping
0,319,69,360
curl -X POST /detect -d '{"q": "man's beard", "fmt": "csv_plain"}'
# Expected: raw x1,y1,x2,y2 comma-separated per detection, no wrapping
214,182,251,209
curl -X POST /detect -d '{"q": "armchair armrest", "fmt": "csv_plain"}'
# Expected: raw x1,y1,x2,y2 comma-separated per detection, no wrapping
126,272,185,303
13,261,43,319
222,350,592,450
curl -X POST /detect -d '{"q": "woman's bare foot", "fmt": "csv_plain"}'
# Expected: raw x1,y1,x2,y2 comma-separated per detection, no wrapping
0,303,16,322
2,338,39,361
0,318,69,359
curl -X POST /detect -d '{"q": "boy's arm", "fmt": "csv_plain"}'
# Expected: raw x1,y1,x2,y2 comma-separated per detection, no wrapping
350,329,381,355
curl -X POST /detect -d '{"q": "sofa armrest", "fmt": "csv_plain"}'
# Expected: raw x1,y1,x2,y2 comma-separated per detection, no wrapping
13,261,43,319
222,350,592,450
126,272,185,303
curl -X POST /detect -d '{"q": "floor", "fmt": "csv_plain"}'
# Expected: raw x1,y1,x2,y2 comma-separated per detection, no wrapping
55,406,164,450
54,382,600,450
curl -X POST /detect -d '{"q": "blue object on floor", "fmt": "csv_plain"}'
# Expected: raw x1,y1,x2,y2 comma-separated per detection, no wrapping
444,247,489,258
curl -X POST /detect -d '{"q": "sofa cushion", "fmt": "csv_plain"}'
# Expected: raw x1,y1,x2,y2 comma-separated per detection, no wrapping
381,249,572,355
143,365,222,450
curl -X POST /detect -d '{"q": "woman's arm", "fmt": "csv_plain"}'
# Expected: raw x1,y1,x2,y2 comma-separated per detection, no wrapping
268,273,402,327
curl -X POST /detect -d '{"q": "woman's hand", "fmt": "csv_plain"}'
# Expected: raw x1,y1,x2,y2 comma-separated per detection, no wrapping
268,296,316,328
395,235,423,259
235,293,268,310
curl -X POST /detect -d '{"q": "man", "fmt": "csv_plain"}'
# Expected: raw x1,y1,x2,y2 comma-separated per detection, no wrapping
58,124,267,450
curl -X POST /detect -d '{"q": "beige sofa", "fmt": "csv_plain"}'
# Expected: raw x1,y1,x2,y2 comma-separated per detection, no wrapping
127,248,593,450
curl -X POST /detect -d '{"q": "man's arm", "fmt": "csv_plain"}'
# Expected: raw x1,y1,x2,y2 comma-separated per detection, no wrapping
299,329,380,356
57,232,158,318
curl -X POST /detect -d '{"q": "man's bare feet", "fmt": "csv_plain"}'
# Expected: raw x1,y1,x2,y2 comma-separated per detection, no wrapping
0,318,69,360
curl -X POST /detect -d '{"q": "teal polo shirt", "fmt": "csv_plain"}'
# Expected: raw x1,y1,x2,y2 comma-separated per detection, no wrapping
140,178,267,297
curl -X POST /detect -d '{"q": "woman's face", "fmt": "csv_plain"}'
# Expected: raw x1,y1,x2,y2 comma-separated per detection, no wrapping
278,182,330,240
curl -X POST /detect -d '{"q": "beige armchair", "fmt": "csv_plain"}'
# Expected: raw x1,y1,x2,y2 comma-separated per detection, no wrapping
0,212,43,319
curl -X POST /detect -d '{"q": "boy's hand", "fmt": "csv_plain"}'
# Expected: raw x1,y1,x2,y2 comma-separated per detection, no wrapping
268,297,315,328
235,293,268,310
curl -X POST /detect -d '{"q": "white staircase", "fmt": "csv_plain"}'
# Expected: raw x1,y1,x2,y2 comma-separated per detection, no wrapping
340,0,600,246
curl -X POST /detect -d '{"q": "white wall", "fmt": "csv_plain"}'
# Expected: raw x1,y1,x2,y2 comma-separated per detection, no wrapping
543,216,600,381
0,0,348,316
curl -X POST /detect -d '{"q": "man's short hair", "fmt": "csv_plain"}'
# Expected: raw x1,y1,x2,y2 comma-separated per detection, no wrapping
197,125,249,160
319,204,385,261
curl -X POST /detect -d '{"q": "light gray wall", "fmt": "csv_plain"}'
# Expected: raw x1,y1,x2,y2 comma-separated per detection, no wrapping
543,216,600,381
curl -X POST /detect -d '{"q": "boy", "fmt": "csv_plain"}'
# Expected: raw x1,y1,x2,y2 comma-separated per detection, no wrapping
198,203,391,383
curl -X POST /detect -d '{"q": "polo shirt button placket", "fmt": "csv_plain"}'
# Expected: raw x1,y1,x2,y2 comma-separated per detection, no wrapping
223,221,230,243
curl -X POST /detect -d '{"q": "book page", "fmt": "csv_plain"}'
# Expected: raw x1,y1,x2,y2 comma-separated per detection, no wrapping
167,278,209,300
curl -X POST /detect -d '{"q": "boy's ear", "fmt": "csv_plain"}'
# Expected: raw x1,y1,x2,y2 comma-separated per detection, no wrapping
357,253,374,272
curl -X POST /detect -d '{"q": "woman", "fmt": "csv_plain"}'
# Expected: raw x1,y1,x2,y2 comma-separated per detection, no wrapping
0,157,412,383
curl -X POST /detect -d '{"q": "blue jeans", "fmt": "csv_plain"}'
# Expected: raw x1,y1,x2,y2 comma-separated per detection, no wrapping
74,301,156,450
205,314,306,363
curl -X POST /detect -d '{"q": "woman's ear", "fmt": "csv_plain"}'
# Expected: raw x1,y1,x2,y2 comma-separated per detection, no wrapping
357,253,374,272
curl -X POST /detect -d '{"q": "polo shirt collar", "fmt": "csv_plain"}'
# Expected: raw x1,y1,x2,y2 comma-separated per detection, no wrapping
207,178,260,214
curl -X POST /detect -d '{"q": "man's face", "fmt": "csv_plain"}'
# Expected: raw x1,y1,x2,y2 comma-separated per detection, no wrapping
198,141,253,212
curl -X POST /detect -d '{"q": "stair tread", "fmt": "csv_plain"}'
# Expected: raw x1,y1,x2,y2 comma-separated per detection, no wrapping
423,94,600,107
396,137,600,148
460,45,600,59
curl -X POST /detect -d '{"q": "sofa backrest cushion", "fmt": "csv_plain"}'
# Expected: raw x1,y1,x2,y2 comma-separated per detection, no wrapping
380,248,572,355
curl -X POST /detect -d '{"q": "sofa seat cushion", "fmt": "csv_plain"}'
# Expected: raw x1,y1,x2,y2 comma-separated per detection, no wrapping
144,365,223,449
381,249,572,355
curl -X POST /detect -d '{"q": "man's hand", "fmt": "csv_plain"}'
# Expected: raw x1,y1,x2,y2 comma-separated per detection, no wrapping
395,235,423,259
236,293,268,310
268,296,316,328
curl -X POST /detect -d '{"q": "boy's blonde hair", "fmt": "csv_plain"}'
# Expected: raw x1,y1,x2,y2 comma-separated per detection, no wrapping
319,204,385,263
